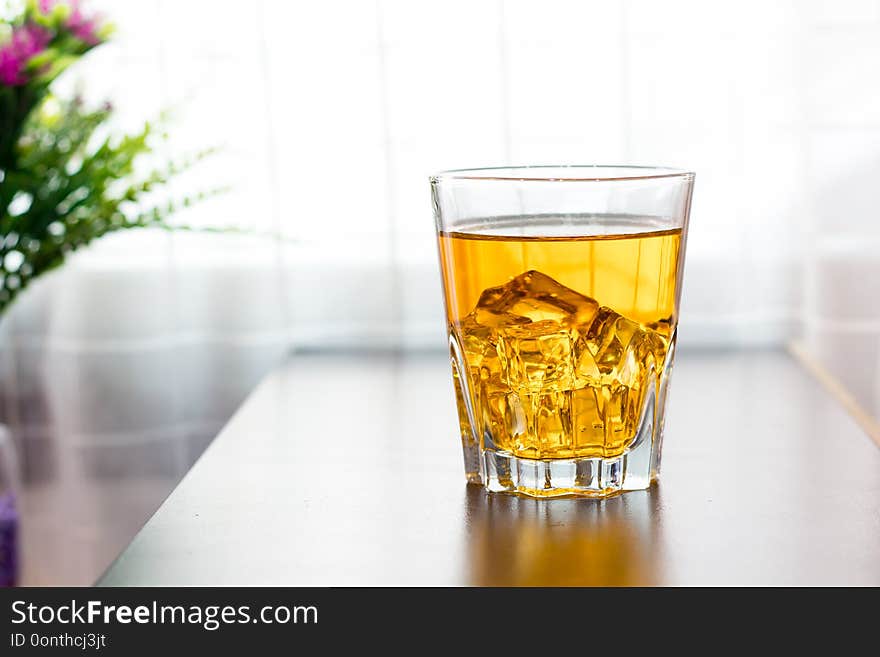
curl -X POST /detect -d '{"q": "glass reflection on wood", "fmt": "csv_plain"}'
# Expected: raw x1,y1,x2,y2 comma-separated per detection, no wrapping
464,485,665,586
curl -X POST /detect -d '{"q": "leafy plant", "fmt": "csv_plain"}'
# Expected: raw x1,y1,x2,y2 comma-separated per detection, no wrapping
0,0,219,315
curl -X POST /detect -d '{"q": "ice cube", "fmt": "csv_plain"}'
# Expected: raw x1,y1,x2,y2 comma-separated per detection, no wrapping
497,320,576,393
458,316,494,366
502,392,527,439
458,272,600,394
472,270,599,326
573,303,669,401
534,390,572,454
601,384,633,455
572,387,605,454
617,328,667,387
583,307,641,374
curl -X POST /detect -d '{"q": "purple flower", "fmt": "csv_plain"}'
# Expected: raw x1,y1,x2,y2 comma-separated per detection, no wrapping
66,14,101,45
38,1,105,46
65,1,103,46
0,24,50,86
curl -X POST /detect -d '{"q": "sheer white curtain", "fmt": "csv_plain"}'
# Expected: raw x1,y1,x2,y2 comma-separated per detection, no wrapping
2,0,879,583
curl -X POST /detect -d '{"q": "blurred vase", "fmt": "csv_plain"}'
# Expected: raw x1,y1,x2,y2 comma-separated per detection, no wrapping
0,425,19,586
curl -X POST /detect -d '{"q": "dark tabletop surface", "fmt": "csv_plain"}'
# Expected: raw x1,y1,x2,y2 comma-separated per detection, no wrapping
100,348,880,586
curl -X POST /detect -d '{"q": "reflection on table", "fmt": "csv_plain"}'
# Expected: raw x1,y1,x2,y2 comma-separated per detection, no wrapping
464,485,664,586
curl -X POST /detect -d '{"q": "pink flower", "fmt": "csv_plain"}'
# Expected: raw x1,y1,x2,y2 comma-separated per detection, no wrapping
38,1,104,46
66,7,102,46
0,24,50,86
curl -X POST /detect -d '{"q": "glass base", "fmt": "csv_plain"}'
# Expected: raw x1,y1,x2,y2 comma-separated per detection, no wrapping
482,450,656,498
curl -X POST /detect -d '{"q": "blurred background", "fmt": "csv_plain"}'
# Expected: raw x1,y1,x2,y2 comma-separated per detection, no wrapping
1,0,879,584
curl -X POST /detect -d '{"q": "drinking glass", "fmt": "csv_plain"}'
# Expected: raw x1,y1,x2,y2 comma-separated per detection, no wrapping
431,166,694,497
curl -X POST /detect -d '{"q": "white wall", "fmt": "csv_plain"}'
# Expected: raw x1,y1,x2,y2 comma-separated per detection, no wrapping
63,0,880,403
44,0,879,340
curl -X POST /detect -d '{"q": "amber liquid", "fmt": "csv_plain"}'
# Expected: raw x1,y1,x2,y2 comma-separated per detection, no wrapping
438,218,682,460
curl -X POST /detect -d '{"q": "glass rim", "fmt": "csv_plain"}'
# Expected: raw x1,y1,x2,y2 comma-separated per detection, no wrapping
430,164,695,183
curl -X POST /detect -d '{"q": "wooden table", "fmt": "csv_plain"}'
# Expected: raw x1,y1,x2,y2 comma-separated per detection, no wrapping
99,349,880,586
